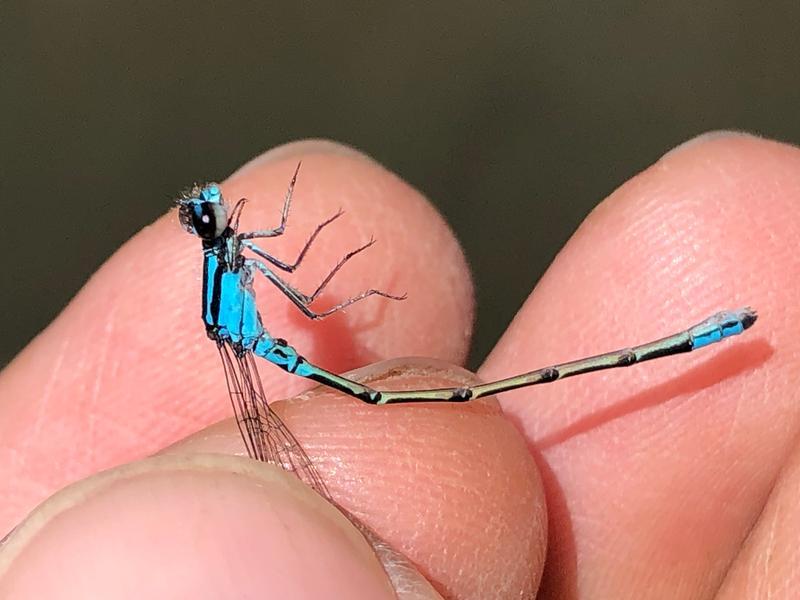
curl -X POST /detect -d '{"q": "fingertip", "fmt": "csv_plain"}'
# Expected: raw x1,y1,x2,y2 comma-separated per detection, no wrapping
0,139,474,534
657,129,765,159
319,361,548,598
235,138,377,174
484,130,800,405
480,131,800,597
172,359,548,599
0,455,397,599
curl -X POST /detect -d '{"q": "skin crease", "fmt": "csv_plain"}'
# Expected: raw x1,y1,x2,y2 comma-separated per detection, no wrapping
0,132,797,598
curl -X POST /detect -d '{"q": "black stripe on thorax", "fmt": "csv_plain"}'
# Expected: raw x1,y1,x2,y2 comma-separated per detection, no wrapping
203,239,226,326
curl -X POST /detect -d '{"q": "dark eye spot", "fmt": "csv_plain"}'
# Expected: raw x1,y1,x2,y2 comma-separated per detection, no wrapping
178,200,227,240
192,204,217,239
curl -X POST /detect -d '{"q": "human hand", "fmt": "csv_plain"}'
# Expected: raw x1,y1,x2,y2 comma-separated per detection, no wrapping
0,134,795,598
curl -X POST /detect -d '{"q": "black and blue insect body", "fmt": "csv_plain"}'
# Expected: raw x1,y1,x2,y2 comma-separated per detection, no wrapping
177,166,757,498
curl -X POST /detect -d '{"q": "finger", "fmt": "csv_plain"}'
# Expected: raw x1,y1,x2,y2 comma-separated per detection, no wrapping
717,436,800,598
167,360,548,600
0,455,426,599
0,140,473,533
480,132,798,597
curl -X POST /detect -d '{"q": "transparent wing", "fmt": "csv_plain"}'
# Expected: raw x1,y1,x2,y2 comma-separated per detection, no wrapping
217,341,331,500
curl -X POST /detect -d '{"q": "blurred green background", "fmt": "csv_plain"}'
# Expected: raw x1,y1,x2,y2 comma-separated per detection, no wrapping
3,3,799,369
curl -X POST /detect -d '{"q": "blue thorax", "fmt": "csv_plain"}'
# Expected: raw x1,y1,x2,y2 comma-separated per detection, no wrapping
202,230,265,350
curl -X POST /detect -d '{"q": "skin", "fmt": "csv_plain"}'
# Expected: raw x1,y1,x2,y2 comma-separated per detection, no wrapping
0,132,796,599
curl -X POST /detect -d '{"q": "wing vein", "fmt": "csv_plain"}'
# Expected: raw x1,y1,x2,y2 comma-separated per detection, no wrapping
216,342,330,499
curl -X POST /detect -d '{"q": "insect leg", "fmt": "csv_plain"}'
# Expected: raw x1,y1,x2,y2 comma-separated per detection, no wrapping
241,209,344,273
246,258,404,320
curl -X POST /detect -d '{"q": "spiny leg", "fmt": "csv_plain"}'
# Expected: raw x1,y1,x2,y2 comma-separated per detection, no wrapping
308,286,407,319
227,198,248,232
246,240,405,320
302,237,403,305
247,257,404,319
238,162,302,240
241,209,345,273
256,309,757,405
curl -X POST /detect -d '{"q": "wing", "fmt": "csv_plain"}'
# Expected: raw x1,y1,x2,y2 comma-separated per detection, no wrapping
216,341,331,500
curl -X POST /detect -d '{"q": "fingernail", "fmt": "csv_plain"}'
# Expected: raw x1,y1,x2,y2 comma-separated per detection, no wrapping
341,357,481,390
0,455,396,599
358,525,443,599
661,130,763,160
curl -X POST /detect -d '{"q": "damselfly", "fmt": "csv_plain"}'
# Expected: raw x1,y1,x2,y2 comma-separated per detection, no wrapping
176,165,757,498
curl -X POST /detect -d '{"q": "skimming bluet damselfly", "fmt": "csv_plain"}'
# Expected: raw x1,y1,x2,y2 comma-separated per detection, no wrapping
176,165,757,498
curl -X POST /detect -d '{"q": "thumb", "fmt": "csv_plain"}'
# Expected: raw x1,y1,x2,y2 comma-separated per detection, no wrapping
0,454,441,599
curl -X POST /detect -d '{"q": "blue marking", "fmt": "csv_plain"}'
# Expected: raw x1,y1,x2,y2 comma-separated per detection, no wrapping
218,271,244,339
254,335,275,358
692,327,722,349
217,271,263,346
690,310,750,349
204,248,265,348
255,337,300,372
200,184,221,203
721,321,744,337
294,361,313,378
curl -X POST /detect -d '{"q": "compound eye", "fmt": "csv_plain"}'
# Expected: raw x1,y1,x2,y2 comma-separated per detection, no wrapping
180,201,227,240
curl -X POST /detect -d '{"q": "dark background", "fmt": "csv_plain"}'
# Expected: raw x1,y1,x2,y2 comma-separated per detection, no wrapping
3,3,799,369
